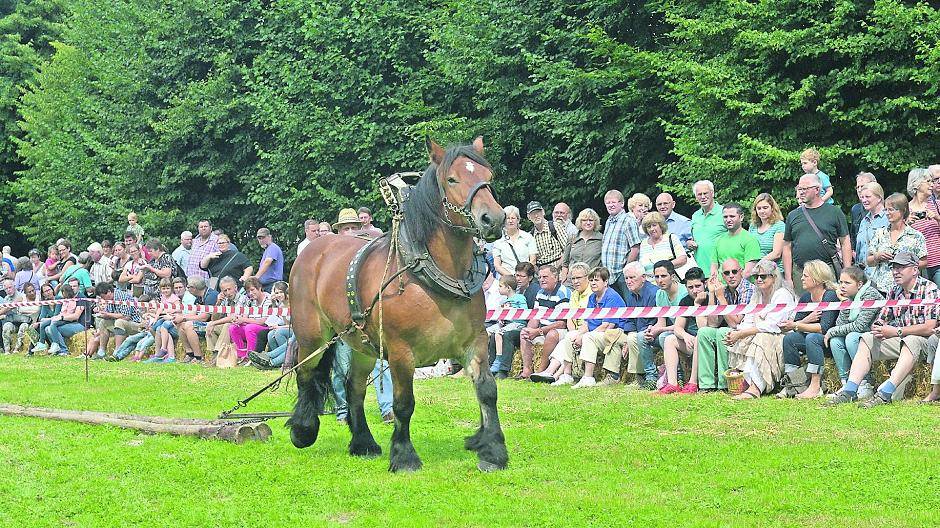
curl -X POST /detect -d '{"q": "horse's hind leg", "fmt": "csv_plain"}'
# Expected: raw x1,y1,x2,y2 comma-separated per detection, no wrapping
464,333,508,471
346,348,382,457
388,354,422,472
288,336,335,449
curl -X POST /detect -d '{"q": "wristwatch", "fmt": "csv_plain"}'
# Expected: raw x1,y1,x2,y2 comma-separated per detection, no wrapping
897,327,903,338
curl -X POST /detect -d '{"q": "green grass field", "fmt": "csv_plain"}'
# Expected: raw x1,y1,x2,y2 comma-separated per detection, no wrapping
0,355,938,528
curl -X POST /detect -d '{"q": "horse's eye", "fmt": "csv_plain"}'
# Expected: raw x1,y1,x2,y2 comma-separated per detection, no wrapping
447,177,458,185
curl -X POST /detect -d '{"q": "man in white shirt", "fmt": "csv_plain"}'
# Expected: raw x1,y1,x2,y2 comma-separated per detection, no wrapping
296,219,320,256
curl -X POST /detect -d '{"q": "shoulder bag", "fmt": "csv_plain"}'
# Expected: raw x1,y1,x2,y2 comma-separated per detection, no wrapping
800,206,843,276
668,233,697,280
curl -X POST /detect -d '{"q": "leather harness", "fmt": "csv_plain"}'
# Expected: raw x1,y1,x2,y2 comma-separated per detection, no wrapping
345,175,491,325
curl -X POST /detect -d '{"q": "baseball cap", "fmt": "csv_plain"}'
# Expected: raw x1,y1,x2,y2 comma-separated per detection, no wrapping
526,201,544,214
889,252,918,267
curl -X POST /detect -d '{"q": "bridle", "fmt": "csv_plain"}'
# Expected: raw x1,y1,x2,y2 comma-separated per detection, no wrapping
440,168,496,237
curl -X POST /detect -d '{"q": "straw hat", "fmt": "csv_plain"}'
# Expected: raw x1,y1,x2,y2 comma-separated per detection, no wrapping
332,208,363,231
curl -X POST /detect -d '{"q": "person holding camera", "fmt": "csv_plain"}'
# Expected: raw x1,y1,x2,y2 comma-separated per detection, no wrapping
864,193,926,295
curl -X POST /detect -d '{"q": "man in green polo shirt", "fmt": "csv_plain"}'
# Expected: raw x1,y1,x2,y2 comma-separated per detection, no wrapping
710,202,762,278
688,180,727,277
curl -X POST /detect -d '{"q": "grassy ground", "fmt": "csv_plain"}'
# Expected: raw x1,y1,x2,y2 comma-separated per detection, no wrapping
0,355,938,528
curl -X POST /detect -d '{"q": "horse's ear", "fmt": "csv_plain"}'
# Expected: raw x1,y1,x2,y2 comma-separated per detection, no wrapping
472,136,484,155
426,138,445,165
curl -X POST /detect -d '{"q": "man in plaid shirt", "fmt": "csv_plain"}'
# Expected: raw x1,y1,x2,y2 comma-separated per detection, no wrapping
828,252,938,407
601,190,642,299
89,282,141,358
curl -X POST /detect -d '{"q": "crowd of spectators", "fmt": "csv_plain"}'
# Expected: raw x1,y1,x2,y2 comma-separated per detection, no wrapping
4,152,940,409
485,155,940,407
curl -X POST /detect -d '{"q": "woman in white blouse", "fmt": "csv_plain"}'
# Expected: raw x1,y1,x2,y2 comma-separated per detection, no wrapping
637,212,687,277
725,259,797,399
491,205,537,277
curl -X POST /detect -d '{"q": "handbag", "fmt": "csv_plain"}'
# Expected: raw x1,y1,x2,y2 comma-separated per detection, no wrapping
800,206,843,275
668,234,697,280
215,343,238,369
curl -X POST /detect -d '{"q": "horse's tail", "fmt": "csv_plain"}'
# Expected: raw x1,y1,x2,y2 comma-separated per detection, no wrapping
287,342,336,449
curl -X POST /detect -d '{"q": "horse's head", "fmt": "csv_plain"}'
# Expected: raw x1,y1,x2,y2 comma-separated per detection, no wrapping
428,137,505,241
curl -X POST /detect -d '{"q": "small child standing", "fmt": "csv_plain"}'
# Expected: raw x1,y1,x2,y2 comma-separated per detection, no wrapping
800,148,834,204
125,212,145,244
487,275,529,374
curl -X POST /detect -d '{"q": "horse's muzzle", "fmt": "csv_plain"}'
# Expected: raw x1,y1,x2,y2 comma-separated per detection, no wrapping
477,210,505,242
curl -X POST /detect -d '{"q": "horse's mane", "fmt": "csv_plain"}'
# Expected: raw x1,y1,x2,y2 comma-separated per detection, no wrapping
402,143,491,244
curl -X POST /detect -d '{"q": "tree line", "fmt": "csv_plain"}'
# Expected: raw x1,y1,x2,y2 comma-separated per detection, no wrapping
2,0,938,262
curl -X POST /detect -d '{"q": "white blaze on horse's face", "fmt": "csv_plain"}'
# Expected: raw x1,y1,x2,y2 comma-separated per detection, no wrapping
465,161,475,173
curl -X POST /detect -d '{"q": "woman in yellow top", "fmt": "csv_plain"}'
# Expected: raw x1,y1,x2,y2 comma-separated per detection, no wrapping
529,262,592,385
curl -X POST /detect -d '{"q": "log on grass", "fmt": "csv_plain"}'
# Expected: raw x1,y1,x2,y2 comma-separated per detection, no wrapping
0,404,269,444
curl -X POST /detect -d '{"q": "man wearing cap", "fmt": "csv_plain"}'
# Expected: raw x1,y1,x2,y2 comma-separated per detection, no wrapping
87,242,113,286
828,252,938,407
357,207,383,237
252,227,283,293
172,231,193,272
528,201,566,269
333,208,362,235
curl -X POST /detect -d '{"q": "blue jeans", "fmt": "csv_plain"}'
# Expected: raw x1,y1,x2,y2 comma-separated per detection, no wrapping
151,319,178,339
46,321,85,352
829,332,865,382
115,331,155,359
783,332,826,374
267,328,293,367
636,330,666,381
331,341,394,420
38,320,53,345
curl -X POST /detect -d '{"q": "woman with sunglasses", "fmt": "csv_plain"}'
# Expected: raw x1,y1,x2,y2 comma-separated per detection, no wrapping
779,260,840,398
725,259,796,399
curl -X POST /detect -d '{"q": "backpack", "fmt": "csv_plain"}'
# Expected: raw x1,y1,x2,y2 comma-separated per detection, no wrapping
171,258,187,280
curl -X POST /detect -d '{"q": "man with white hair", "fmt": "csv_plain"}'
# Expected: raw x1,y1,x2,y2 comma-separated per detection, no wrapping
618,261,660,389
783,173,852,294
86,242,113,286
552,202,579,240
687,180,726,277
601,189,642,299
172,230,194,272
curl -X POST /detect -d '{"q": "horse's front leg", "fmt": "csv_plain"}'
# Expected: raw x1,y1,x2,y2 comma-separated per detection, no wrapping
464,332,508,471
387,349,421,472
346,347,382,458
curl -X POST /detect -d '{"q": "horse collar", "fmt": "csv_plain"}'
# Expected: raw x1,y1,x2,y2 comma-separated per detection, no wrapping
397,227,487,299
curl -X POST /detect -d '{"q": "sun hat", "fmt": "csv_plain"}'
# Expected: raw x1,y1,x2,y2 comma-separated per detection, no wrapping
332,208,363,231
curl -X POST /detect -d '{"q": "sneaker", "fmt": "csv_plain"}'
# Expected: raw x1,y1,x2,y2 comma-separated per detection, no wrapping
679,383,699,394
143,356,164,364
597,375,621,387
105,355,119,362
248,351,271,367
493,371,508,380
857,380,875,400
382,412,395,424
180,354,195,364
572,376,596,389
161,357,177,364
529,371,556,384
31,342,48,353
642,379,657,391
824,391,858,406
551,374,574,386
48,343,61,356
859,391,892,409
658,383,681,395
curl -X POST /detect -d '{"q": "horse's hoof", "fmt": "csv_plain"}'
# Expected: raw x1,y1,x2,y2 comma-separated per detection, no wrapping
289,421,320,449
477,460,505,472
349,440,382,458
389,459,423,473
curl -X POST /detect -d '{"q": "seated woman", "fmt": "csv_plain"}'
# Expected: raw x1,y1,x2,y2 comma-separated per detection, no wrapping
726,259,796,399
249,282,291,369
779,260,840,399
2,282,40,354
824,266,883,400
145,278,181,363
113,295,157,362
228,277,272,364
659,267,707,394
44,284,86,356
29,283,60,354
529,262,593,385
571,266,629,389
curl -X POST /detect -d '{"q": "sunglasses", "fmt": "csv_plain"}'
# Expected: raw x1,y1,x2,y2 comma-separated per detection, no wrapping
754,274,772,280
722,269,741,276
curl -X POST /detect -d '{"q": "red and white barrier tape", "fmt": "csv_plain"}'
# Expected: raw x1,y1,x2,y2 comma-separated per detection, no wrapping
0,296,935,320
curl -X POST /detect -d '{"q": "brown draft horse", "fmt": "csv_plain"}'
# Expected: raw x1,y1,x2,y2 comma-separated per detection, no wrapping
287,137,508,472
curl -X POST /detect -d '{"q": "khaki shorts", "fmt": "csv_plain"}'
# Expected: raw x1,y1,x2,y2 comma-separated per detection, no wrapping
860,333,929,362
114,319,142,336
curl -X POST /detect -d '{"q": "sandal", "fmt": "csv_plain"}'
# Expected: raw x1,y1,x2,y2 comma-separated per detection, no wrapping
732,391,759,400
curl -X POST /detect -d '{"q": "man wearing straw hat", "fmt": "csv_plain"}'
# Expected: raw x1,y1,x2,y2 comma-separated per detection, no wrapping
329,208,395,424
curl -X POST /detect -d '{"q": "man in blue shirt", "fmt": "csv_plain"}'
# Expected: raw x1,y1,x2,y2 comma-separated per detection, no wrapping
254,227,283,292
656,192,692,248
571,266,628,388
618,261,660,389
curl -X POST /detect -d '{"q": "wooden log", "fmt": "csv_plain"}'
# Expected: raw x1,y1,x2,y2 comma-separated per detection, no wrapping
0,404,267,444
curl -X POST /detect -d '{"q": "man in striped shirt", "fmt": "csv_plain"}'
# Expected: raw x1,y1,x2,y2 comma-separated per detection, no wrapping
91,282,141,359
517,265,570,378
